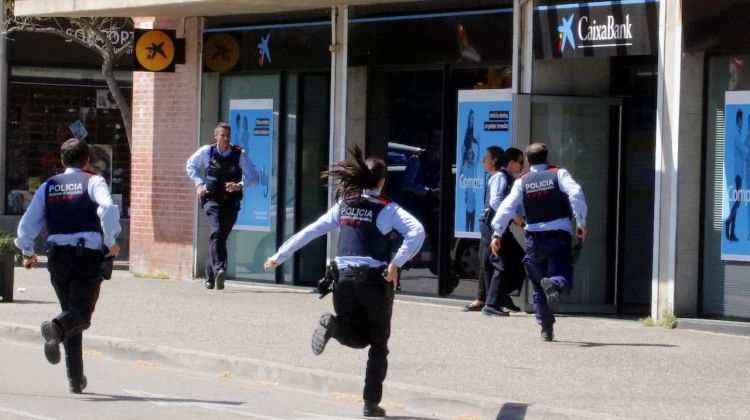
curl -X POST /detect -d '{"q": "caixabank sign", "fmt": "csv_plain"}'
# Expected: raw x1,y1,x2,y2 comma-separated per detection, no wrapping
533,0,659,59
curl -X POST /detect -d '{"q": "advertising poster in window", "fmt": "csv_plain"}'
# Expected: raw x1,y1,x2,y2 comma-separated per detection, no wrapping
230,99,273,231
455,89,513,239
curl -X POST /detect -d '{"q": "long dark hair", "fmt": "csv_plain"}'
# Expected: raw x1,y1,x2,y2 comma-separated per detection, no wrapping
321,145,387,201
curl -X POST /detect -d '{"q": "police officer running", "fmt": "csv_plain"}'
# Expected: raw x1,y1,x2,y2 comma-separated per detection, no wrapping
186,122,259,290
490,143,587,341
15,138,121,393
264,146,424,417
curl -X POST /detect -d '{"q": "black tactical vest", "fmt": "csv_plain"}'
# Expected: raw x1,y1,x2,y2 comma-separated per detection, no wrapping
337,195,392,262
520,166,572,224
44,171,101,235
205,144,243,200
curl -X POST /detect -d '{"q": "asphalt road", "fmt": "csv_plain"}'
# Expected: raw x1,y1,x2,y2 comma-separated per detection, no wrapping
0,340,434,420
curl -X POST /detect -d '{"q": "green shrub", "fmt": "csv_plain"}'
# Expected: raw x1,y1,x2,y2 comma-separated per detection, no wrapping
0,233,23,265
640,306,677,329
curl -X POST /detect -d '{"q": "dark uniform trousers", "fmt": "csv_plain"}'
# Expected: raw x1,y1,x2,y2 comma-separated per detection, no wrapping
331,265,394,404
523,231,573,327
47,246,102,381
484,227,525,308
477,223,494,301
203,197,240,278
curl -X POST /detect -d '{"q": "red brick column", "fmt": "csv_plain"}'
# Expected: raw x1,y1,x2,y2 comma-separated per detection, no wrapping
129,17,200,279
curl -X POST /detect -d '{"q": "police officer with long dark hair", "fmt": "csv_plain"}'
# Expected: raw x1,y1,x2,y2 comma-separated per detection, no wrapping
187,122,259,290
264,146,424,417
490,143,587,341
15,138,121,393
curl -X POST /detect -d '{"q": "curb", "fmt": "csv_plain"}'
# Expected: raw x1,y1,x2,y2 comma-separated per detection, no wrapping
0,322,620,419
676,318,750,337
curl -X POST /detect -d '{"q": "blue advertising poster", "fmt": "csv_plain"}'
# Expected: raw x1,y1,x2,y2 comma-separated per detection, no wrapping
723,91,750,261
455,89,513,239
230,99,273,232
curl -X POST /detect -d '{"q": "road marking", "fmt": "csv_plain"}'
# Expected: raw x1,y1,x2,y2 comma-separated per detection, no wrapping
123,389,284,419
0,406,58,420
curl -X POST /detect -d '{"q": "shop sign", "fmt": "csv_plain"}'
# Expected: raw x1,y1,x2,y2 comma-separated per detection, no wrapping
533,0,658,59
134,29,185,72
203,33,240,72
6,18,134,68
722,91,750,261
230,99,273,232
454,89,513,239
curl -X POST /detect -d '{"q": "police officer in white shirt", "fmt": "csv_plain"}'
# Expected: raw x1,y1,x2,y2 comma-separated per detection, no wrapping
15,138,121,393
186,122,259,290
490,143,587,341
264,146,424,417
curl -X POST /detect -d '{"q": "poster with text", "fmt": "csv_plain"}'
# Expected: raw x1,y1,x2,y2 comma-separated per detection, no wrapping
723,91,750,261
230,99,273,232
455,89,513,239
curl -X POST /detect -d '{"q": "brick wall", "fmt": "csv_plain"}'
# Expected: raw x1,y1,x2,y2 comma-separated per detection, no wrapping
129,17,200,279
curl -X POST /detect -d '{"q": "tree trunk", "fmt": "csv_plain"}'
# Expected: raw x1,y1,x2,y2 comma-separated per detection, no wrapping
101,56,132,150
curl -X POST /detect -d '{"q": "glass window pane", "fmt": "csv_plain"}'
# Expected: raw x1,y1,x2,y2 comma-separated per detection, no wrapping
220,74,281,282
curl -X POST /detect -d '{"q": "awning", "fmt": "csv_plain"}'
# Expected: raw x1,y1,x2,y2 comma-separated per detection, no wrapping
14,0,429,18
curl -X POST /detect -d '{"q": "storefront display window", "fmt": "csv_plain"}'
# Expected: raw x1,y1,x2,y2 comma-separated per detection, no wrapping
4,77,131,216
703,54,750,319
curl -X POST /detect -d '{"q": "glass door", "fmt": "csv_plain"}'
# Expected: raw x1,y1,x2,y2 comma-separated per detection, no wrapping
529,96,622,311
220,74,281,282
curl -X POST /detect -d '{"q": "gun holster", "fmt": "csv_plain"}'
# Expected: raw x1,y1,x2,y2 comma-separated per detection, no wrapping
100,246,114,280
199,190,209,209
317,261,339,299
478,207,495,225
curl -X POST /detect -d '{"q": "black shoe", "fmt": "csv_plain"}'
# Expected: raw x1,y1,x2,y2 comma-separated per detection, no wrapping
40,321,62,365
311,313,337,355
69,375,87,394
205,280,215,289
540,277,560,308
481,305,510,317
363,400,386,417
730,234,740,242
541,325,554,342
215,269,227,290
499,297,522,312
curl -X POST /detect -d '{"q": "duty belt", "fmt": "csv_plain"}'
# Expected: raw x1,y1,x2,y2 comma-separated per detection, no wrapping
524,230,571,239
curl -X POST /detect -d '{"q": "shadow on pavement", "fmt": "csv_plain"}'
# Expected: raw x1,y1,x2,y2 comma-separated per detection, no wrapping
555,340,678,348
496,402,529,419
3,299,54,305
82,392,244,406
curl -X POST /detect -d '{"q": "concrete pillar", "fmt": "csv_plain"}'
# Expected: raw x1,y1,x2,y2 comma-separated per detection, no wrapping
0,4,7,213
326,6,348,261
515,0,534,94
674,52,704,317
652,0,682,319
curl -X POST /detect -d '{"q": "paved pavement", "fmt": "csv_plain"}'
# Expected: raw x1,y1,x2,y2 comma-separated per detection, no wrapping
2,267,749,419
0,340,428,420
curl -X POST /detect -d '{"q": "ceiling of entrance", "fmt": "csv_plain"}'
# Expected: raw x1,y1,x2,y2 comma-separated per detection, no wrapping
15,0,432,17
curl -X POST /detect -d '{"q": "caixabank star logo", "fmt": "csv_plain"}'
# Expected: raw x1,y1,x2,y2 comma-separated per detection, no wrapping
556,13,576,53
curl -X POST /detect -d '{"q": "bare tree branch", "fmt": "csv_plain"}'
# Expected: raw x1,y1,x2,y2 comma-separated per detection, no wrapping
3,25,103,52
2,0,134,148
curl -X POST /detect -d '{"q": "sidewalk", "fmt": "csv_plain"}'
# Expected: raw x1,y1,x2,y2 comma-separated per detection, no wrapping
2,267,749,419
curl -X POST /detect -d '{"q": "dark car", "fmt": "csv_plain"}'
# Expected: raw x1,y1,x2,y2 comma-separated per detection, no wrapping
386,142,480,279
